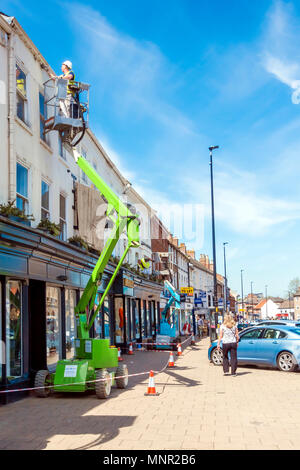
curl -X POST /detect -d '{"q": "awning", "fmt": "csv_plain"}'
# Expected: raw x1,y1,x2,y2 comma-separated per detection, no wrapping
276,313,289,317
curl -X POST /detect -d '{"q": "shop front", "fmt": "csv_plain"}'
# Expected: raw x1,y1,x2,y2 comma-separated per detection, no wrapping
112,270,163,352
0,217,121,404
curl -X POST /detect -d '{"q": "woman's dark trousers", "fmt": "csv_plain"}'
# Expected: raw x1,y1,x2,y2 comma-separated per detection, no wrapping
222,343,237,374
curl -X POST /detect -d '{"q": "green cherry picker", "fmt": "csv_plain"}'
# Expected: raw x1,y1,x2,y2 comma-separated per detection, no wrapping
34,79,140,399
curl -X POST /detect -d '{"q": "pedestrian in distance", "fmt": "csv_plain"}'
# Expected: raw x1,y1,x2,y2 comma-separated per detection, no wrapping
217,313,239,376
197,316,204,339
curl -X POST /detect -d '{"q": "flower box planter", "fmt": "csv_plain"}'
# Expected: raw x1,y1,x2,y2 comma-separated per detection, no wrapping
6,215,31,227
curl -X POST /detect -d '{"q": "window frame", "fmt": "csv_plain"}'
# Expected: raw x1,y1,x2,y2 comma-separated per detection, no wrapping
16,63,27,122
59,193,67,241
16,162,29,214
39,91,47,142
41,179,50,220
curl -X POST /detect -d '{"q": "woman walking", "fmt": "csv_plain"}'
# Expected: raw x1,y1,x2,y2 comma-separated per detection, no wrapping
217,314,239,376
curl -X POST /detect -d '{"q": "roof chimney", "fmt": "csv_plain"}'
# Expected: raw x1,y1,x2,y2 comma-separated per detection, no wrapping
187,250,195,259
173,237,178,247
179,243,186,254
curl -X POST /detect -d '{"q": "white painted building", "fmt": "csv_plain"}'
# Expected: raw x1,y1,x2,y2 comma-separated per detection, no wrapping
0,13,151,268
255,298,280,319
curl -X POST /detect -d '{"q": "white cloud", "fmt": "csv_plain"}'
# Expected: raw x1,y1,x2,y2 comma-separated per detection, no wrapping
261,1,300,103
66,2,198,137
183,165,300,237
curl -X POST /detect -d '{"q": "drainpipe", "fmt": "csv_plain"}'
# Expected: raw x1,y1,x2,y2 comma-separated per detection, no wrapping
7,30,16,203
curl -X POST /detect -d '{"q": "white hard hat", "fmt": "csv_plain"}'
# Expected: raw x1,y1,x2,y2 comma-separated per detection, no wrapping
62,60,72,69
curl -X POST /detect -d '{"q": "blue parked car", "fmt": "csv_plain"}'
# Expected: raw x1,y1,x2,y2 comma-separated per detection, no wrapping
208,325,300,372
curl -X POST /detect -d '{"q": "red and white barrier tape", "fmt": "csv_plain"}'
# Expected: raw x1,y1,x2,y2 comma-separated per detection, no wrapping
0,336,193,395
130,335,193,348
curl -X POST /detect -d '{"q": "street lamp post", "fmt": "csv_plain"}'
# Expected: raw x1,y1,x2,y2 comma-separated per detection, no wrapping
223,242,228,317
265,285,268,318
209,145,219,341
241,269,244,321
251,281,254,322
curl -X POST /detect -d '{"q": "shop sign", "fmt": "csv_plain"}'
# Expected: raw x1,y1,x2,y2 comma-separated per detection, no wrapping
180,287,194,296
123,278,134,289
123,275,134,296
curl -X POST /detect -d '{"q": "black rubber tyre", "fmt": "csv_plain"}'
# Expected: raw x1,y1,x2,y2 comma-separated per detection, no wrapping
211,347,223,366
277,351,297,372
116,364,129,389
34,370,51,397
95,369,112,399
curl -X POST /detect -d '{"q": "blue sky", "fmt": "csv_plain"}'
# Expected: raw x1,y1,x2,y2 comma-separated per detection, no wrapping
3,0,300,297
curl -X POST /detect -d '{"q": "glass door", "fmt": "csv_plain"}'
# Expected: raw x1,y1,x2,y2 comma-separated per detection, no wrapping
46,286,61,367
6,281,22,381
133,299,140,340
65,289,76,359
114,297,124,344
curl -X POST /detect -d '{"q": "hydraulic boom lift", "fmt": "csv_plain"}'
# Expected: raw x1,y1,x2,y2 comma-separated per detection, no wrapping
148,280,181,351
34,79,140,398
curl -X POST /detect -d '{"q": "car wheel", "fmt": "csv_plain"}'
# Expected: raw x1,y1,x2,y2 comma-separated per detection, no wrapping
277,351,297,372
211,347,223,366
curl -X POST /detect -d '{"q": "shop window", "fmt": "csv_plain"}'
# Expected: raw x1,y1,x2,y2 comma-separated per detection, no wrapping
0,286,2,382
114,297,124,344
6,281,22,381
133,300,140,339
141,300,146,338
16,163,29,213
94,293,103,339
104,298,110,339
46,286,61,366
41,180,50,220
65,289,76,359
146,301,151,336
59,193,67,241
16,64,28,124
126,298,131,342
150,301,155,335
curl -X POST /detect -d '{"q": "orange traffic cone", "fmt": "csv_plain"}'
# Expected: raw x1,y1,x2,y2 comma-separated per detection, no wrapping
128,343,134,355
118,347,123,362
177,343,182,356
144,370,159,396
168,351,175,367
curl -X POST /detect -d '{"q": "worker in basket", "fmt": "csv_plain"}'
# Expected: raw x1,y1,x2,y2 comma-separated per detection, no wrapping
51,60,79,118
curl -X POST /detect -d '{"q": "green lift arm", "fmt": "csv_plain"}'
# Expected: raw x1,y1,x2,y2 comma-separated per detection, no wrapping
71,149,140,339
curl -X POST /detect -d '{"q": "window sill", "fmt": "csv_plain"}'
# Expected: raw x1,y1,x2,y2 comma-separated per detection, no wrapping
15,115,33,136
40,138,53,154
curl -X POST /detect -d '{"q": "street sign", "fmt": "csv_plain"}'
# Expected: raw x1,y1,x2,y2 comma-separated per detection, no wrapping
194,298,203,306
181,287,194,296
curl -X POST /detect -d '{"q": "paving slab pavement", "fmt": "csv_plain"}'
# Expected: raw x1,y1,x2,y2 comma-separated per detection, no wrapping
1,337,300,450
